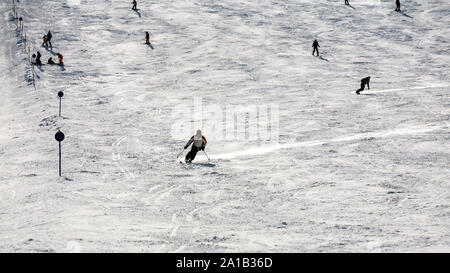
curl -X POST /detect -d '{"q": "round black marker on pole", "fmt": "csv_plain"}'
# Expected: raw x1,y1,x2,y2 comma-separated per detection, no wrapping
55,130,65,177
58,91,64,117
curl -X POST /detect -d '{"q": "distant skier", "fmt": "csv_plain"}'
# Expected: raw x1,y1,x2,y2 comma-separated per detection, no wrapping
46,31,53,47
42,35,47,47
56,53,64,65
395,0,401,12
47,57,55,64
312,39,320,56
145,32,150,44
345,0,349,5
35,51,42,65
184,130,207,163
132,0,137,10
356,76,371,94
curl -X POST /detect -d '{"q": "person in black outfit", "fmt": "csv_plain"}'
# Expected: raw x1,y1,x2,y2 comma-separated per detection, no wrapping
345,0,349,5
395,0,401,12
35,51,42,65
312,39,320,56
46,31,52,47
356,76,371,94
132,0,137,10
47,57,55,64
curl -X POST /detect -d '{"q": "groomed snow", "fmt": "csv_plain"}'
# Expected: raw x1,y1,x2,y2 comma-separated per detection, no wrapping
0,0,449,252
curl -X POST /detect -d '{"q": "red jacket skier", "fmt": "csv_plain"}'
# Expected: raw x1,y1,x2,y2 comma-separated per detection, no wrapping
56,53,64,65
184,130,207,163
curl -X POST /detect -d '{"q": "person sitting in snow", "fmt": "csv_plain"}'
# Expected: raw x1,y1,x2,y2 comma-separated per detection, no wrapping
47,57,55,64
184,130,207,163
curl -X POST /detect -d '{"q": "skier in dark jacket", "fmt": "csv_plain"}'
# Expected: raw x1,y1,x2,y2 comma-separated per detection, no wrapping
345,0,349,5
356,76,371,94
132,0,137,10
145,32,150,44
184,130,207,163
395,0,401,12
35,51,42,65
46,31,52,47
312,39,320,56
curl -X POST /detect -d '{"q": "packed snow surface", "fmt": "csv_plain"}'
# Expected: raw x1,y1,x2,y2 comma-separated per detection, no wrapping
0,0,449,252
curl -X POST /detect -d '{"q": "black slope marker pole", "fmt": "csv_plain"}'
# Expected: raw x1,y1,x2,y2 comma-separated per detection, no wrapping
58,91,64,117
55,130,65,177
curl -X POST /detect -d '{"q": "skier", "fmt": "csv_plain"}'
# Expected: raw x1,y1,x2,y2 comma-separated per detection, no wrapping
132,0,137,10
345,0,349,5
356,76,371,94
46,31,53,47
35,51,42,65
312,39,320,56
395,0,401,12
184,130,207,163
42,35,47,47
56,53,64,65
47,57,55,64
145,32,150,44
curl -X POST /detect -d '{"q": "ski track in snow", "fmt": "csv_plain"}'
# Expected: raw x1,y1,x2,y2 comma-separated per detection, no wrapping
0,0,449,252
209,123,449,160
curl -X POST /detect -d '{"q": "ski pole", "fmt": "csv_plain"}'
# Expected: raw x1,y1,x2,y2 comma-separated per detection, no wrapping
176,148,185,158
203,150,210,162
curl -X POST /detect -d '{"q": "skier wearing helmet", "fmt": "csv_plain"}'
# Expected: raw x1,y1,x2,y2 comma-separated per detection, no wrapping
184,130,207,163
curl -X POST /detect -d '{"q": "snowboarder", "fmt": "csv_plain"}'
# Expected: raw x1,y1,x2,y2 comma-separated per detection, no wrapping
132,0,137,10
184,130,207,163
56,53,64,65
345,0,349,5
312,39,320,56
145,32,150,44
47,57,55,64
356,76,371,94
46,31,53,47
35,51,42,65
395,0,401,12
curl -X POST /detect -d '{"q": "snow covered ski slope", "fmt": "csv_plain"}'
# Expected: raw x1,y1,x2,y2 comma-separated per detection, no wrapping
0,0,449,252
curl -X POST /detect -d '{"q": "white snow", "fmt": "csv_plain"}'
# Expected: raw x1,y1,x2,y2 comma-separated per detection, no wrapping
0,0,449,252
